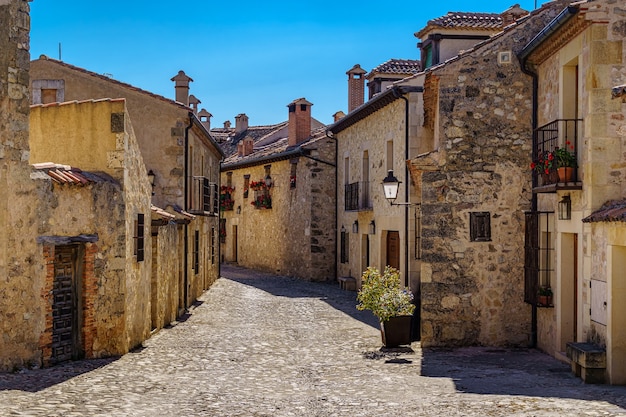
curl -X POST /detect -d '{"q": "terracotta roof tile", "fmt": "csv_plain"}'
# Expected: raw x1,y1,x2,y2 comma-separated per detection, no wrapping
428,11,503,30
31,162,117,185
583,200,626,223
368,59,422,77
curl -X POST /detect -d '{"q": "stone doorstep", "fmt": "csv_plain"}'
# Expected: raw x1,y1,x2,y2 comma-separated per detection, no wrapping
566,342,607,384
338,276,356,291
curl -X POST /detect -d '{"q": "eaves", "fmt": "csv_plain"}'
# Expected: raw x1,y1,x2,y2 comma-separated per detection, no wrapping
328,86,423,135
221,147,307,171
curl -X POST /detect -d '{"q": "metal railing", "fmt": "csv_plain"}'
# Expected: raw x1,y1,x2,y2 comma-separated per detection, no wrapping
533,119,582,187
344,181,372,211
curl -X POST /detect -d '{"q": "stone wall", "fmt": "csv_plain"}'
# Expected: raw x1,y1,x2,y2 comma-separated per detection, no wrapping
416,6,567,348
0,0,46,371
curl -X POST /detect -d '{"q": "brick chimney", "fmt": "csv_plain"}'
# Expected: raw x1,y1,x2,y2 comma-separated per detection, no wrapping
500,4,529,27
288,98,313,148
224,120,231,129
198,108,212,131
188,94,201,114
237,137,254,157
333,111,346,123
170,70,193,106
235,113,249,134
347,64,367,112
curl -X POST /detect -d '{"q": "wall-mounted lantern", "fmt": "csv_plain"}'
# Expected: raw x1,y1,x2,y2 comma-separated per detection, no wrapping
382,170,415,206
236,205,241,214
369,220,376,235
558,195,571,220
352,220,359,234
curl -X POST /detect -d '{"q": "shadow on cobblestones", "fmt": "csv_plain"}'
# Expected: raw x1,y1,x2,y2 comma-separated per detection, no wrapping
0,357,118,393
220,263,380,330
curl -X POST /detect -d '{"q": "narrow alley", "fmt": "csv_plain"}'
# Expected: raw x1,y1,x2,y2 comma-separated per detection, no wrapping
1,264,626,416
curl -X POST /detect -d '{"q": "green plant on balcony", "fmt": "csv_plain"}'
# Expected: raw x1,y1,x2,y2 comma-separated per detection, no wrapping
220,185,235,211
554,142,577,168
251,193,271,209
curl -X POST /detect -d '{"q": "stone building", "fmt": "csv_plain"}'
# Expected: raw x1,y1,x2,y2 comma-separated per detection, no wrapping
30,58,224,327
218,99,336,281
519,0,626,384
29,99,153,365
409,1,569,348
415,4,529,70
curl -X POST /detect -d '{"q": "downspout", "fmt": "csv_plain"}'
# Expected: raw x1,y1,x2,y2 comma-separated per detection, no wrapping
326,129,338,281
519,47,541,350
393,87,410,287
183,112,193,309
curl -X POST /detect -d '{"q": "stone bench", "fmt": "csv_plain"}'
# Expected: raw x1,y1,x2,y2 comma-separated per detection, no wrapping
566,342,606,384
338,276,356,291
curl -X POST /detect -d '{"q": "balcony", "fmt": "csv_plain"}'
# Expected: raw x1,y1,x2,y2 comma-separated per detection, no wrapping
345,181,372,211
532,119,583,193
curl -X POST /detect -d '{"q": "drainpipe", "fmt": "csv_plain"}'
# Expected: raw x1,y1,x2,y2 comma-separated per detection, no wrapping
392,87,410,287
325,129,338,281
183,112,193,309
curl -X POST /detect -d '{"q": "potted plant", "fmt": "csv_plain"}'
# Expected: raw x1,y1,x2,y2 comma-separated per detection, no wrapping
554,142,576,182
531,143,576,185
356,266,415,347
538,286,553,307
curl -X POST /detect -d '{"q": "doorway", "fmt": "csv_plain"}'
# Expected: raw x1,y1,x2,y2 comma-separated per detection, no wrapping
51,245,83,364
559,233,577,352
386,231,400,270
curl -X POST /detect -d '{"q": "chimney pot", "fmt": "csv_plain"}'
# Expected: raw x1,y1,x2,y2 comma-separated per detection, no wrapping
198,109,212,131
170,70,194,106
188,94,201,114
235,113,249,134
224,120,231,129
288,98,313,148
347,64,367,112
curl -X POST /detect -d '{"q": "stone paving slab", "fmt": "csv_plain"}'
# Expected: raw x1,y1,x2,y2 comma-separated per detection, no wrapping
1,264,626,416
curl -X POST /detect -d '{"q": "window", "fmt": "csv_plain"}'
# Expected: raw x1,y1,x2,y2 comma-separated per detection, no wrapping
340,228,349,263
470,212,491,242
415,206,422,260
524,212,554,305
344,156,350,185
243,175,250,199
134,213,145,262
386,141,394,172
32,79,65,104
211,227,216,264
193,230,199,274
290,160,297,189
219,219,226,244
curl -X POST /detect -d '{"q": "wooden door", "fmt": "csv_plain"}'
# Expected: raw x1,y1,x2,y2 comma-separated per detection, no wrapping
51,245,80,364
233,225,238,263
387,231,400,270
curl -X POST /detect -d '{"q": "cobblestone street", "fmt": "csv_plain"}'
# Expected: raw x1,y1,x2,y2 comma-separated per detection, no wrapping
1,264,626,416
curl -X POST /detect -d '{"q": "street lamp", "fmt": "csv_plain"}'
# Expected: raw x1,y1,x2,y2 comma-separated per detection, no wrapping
382,170,400,203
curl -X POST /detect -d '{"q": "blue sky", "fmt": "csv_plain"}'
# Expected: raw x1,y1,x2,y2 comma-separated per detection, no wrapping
30,0,539,127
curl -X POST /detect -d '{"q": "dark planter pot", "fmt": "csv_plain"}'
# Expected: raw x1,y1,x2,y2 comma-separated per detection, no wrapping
380,315,412,347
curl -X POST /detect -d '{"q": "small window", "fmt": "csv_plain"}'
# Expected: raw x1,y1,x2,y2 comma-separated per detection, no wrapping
211,227,216,264
134,213,145,262
470,212,491,242
243,175,250,199
41,89,57,104
193,230,200,274
290,160,297,189
340,229,349,263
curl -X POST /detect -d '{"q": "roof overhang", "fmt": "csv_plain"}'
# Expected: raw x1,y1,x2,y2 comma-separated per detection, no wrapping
328,86,423,135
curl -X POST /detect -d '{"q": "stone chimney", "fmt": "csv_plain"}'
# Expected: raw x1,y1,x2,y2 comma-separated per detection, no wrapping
347,64,367,112
171,70,193,106
288,98,313,148
237,137,254,157
235,113,249,134
500,4,529,27
198,108,212,131
333,111,346,123
224,120,231,129
188,94,201,114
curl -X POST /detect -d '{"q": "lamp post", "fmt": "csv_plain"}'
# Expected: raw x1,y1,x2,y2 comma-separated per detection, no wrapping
147,169,156,196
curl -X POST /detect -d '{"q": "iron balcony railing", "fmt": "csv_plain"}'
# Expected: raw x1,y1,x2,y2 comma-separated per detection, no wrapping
532,119,583,191
345,181,372,211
